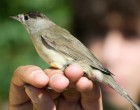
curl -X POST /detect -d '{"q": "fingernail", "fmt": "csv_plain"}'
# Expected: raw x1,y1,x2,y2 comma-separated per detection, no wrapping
49,74,69,92
50,74,64,82
30,70,48,85
31,70,46,79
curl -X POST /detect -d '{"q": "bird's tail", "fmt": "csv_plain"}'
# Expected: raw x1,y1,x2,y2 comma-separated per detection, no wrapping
102,75,140,110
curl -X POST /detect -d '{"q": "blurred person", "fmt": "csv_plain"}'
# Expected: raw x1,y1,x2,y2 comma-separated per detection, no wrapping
9,0,140,110
72,0,140,109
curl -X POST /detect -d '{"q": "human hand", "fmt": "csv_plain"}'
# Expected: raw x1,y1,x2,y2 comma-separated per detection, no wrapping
9,64,103,110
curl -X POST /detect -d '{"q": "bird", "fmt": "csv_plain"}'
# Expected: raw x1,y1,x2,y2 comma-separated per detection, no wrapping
11,12,140,110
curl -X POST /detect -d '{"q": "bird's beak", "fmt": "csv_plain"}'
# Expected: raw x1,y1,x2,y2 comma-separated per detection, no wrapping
10,15,20,21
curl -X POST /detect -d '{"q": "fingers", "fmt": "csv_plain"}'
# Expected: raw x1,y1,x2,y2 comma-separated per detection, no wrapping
9,65,49,109
44,69,69,92
76,77,103,110
44,64,83,92
60,64,84,101
64,64,84,82
47,64,84,110
64,64,103,110
12,65,49,87
25,85,55,110
9,64,103,110
44,64,84,102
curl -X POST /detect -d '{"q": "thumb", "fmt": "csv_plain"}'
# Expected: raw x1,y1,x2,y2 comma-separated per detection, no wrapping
25,85,56,110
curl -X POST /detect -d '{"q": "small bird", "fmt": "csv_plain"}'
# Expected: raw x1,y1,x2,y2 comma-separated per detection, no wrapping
11,12,140,110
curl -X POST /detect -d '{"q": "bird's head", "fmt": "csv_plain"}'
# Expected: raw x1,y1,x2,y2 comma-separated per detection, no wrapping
11,12,53,33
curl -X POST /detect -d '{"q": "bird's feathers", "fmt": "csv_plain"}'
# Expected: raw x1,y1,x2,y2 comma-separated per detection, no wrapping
41,25,112,75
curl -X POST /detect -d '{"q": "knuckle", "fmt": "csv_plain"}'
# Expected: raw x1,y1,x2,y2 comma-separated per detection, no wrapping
13,65,42,82
12,65,47,87
44,68,63,77
14,65,41,75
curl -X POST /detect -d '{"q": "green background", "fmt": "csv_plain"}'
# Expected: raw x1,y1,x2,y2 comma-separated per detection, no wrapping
0,0,73,109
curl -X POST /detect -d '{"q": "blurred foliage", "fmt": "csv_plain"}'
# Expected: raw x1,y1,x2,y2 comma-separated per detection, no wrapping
0,0,73,106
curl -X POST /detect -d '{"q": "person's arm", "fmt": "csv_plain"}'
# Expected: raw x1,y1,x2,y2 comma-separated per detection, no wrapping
9,64,103,110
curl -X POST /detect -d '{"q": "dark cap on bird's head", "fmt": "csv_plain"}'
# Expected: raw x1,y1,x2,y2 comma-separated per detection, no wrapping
26,12,42,18
23,12,48,20
11,12,53,34
11,12,48,22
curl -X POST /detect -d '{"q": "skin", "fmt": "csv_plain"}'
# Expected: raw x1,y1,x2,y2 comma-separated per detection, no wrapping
9,11,140,110
90,30,140,109
9,64,103,110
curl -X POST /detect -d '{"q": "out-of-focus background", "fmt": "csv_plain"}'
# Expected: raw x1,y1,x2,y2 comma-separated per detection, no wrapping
0,0,73,109
1,0,140,110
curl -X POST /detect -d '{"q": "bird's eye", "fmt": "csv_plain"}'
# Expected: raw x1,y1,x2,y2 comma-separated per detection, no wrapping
24,15,29,20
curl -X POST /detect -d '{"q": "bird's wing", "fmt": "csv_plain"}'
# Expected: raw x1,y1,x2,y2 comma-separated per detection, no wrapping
41,26,112,75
